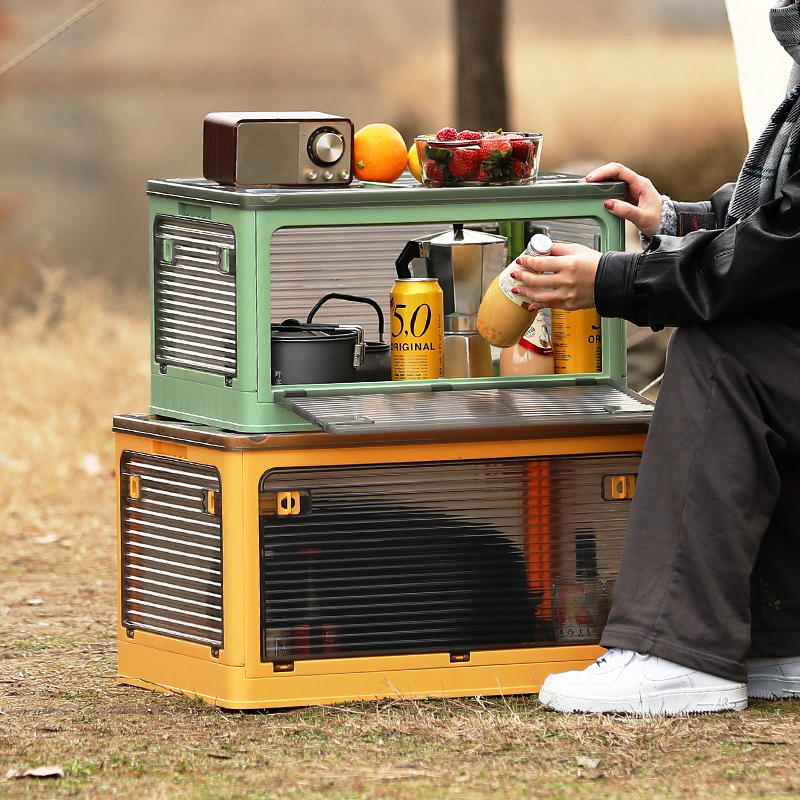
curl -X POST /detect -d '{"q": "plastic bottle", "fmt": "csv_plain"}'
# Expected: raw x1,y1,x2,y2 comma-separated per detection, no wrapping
552,529,601,643
476,233,553,348
498,312,554,375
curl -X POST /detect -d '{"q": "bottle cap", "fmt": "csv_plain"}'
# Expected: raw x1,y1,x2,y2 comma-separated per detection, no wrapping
527,233,553,256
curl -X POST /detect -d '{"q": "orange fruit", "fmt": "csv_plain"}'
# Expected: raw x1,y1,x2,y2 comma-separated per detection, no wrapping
407,143,422,183
353,123,408,183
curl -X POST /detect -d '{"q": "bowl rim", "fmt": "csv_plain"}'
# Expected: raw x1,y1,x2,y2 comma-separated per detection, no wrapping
415,131,543,146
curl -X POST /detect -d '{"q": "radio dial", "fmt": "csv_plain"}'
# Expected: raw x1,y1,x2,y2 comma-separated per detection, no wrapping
308,128,345,166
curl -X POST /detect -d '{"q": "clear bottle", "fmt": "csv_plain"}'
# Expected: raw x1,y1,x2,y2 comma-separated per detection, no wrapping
498,312,554,375
552,528,601,643
476,233,553,348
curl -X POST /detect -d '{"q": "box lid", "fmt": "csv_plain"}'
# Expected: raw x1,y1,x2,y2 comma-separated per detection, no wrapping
274,383,652,435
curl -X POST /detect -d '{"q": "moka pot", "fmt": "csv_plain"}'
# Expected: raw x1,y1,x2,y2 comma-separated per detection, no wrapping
395,223,507,378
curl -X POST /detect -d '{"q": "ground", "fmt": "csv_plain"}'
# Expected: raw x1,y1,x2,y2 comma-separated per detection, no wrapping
3,271,800,800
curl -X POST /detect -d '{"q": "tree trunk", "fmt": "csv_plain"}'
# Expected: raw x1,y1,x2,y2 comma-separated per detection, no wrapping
454,0,509,132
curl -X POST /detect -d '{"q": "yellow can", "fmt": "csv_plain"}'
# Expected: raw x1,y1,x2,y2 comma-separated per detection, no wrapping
550,309,602,374
390,278,444,380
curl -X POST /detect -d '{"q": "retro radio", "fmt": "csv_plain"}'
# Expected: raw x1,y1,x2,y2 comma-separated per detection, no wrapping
202,111,354,188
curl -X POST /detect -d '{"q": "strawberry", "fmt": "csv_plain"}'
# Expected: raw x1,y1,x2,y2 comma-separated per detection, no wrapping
480,133,511,155
435,127,458,141
448,147,479,180
476,166,491,183
508,135,533,161
456,129,482,141
425,161,446,183
478,136,514,182
512,158,532,179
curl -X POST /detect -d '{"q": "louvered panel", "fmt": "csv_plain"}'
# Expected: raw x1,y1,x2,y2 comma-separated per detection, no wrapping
269,223,446,339
158,277,237,309
153,215,237,377
268,219,603,341
259,453,639,662
527,217,601,249
120,452,223,648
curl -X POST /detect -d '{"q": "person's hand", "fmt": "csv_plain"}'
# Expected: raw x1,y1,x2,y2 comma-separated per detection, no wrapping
583,162,663,239
511,242,601,313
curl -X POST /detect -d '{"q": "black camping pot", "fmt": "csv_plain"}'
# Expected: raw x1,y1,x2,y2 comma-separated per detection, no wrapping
271,319,364,386
306,293,390,382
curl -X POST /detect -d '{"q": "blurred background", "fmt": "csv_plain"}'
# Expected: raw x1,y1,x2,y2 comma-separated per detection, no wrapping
0,0,747,296
0,0,760,574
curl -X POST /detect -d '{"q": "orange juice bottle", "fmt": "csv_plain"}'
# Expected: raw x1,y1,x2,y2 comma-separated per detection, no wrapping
499,312,554,375
476,233,552,348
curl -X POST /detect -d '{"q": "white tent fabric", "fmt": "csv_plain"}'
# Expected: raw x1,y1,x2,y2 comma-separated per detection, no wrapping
724,0,793,146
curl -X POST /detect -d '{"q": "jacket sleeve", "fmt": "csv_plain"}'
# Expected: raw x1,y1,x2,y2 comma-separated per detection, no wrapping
672,182,735,234
594,175,800,329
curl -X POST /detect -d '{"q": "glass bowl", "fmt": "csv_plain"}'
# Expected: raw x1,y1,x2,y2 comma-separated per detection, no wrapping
415,131,542,187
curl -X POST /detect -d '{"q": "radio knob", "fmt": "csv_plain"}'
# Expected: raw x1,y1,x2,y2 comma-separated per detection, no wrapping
306,169,318,181
309,129,345,166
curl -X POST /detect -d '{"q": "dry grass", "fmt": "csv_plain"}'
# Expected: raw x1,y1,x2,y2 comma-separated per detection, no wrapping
2,267,800,799
0,263,148,538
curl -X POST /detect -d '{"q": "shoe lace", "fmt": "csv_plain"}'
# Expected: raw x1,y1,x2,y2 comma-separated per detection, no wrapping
595,648,637,669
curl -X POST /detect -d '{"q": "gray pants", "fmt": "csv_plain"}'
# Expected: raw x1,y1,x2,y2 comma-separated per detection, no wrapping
600,319,800,682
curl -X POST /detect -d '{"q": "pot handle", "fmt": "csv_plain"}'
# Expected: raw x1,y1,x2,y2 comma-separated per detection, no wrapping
306,293,386,342
394,240,421,280
337,324,365,368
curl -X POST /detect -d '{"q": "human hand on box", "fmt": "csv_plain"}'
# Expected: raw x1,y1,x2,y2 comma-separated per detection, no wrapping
583,162,663,239
511,242,601,313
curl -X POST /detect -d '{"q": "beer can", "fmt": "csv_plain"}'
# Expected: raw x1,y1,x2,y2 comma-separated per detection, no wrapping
390,278,444,380
292,623,311,656
550,308,602,374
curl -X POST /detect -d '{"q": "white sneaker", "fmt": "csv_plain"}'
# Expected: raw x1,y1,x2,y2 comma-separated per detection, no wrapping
747,656,800,699
538,648,747,716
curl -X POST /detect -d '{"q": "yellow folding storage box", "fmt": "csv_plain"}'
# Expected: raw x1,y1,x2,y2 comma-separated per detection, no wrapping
115,384,650,709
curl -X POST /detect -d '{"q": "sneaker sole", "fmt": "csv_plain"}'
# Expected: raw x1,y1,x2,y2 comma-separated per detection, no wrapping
538,685,747,716
748,676,800,700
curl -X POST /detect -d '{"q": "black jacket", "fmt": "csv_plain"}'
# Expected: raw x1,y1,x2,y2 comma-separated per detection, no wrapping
594,171,800,330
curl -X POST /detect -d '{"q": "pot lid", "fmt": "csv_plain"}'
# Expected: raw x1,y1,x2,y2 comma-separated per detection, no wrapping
427,223,506,247
272,324,357,342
